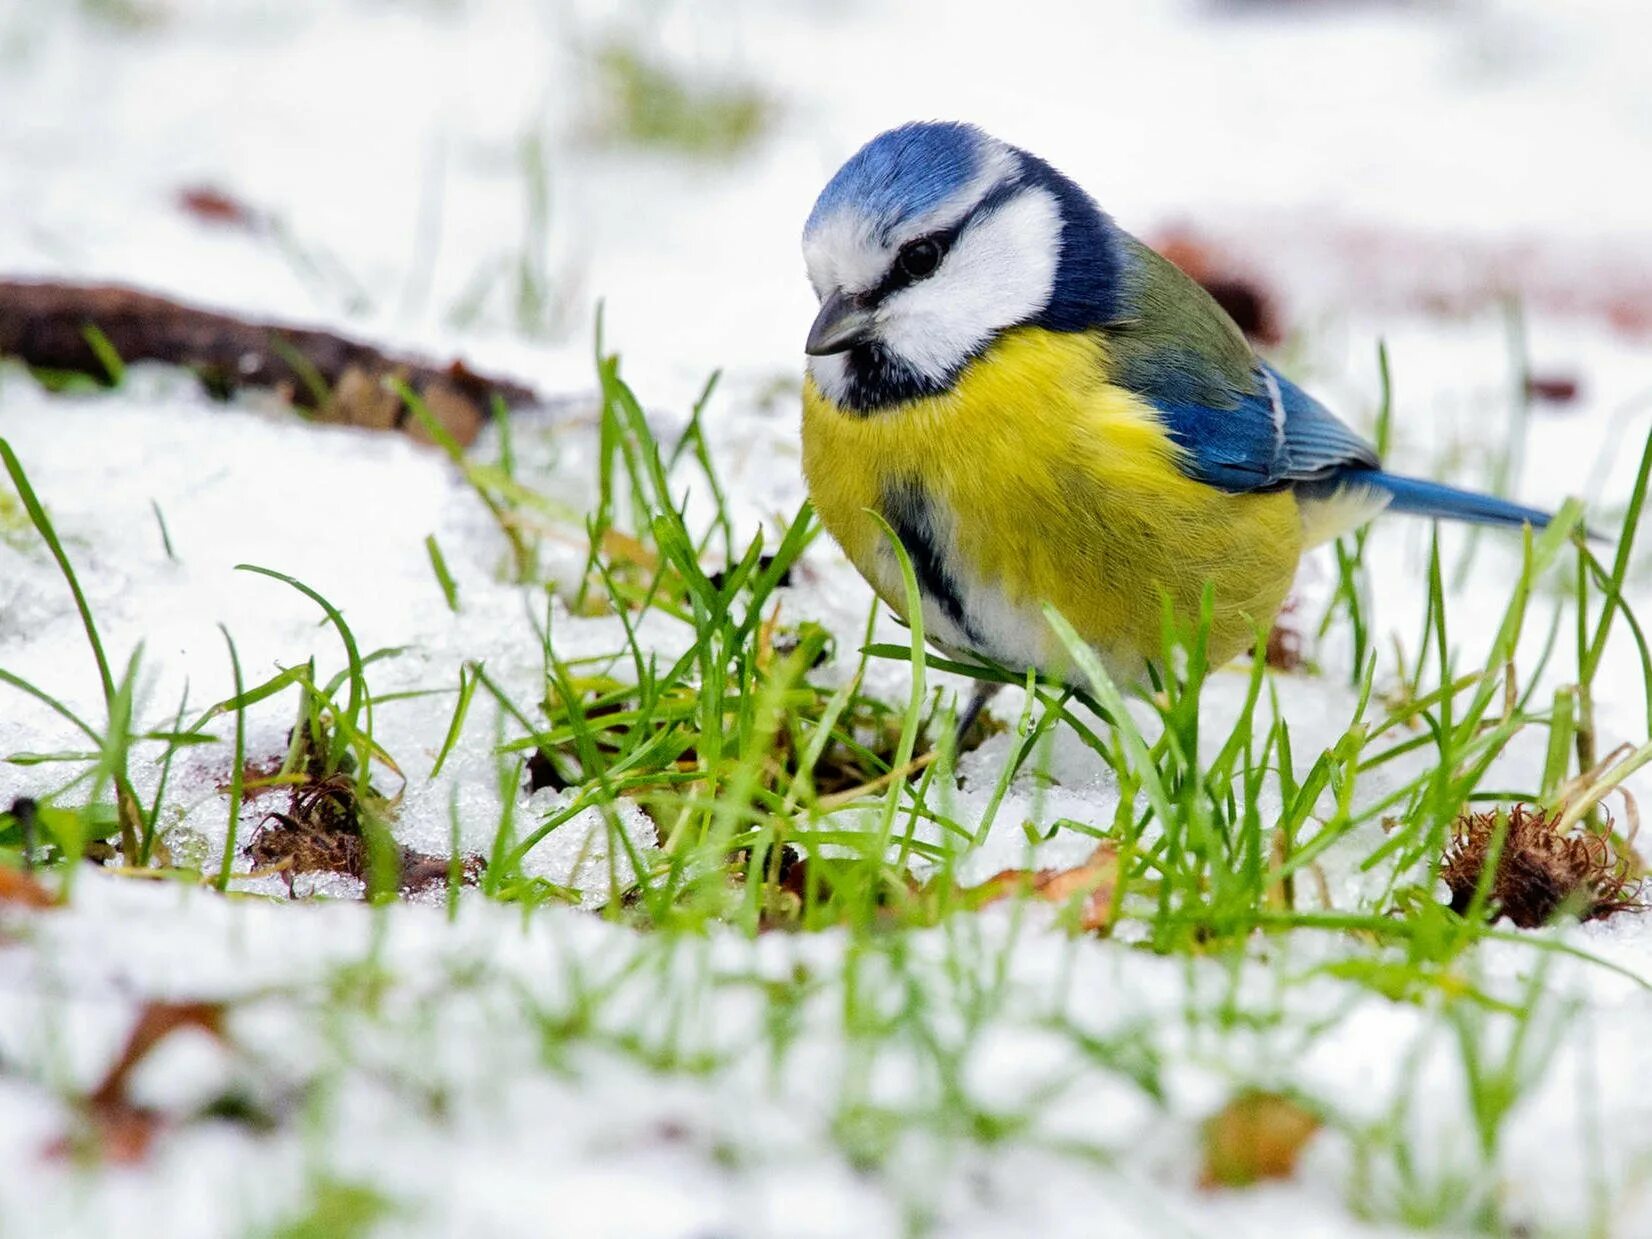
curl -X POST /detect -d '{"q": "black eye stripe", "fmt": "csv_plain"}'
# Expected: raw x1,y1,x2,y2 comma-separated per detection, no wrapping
866,226,958,304
969,176,1024,220
864,176,1026,307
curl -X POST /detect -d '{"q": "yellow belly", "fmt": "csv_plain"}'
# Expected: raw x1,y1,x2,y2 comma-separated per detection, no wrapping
801,328,1303,682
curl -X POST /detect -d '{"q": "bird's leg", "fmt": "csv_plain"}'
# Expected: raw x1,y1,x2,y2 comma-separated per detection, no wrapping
952,681,1003,751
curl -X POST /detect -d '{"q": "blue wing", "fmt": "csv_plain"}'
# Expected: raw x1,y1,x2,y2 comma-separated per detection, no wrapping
1105,236,1554,532
1150,363,1557,533
1151,363,1379,494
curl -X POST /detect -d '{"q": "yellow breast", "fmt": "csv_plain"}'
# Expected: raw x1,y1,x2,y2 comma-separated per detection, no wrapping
800,328,1304,681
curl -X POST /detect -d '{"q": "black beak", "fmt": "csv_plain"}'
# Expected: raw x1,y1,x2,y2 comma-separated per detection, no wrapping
805,289,875,356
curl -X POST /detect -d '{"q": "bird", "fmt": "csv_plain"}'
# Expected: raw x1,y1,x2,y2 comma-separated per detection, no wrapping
798,121,1557,721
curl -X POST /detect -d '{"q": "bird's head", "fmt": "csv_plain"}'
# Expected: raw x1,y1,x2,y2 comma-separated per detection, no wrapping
802,121,1118,412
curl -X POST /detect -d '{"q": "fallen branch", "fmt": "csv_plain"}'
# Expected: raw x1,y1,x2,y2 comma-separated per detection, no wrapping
0,279,541,446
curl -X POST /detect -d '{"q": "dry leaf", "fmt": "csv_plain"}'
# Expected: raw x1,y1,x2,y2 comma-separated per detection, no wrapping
0,866,55,909
176,185,262,230
88,1002,226,1110
974,843,1119,932
319,364,402,430
46,1001,228,1166
405,381,486,449
1263,598,1308,672
1199,1091,1321,1189
1525,372,1581,406
1151,227,1283,345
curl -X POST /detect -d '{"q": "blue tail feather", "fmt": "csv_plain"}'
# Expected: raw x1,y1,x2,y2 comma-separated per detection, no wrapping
1359,470,1554,531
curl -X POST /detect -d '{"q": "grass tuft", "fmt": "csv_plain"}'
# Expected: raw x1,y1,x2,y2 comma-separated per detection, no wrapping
3,318,1652,1233
589,38,771,158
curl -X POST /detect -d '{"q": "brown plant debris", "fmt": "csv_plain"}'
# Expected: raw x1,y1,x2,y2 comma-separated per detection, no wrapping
972,843,1121,933
45,1001,226,1166
0,279,538,446
750,843,1121,933
525,748,573,794
247,773,484,897
706,552,793,593
1263,598,1309,672
1199,1090,1322,1190
1526,372,1582,407
216,756,291,802
1145,218,1652,343
1153,227,1284,346
1441,804,1643,928
749,845,929,931
0,865,55,909
534,677,914,806
176,185,264,230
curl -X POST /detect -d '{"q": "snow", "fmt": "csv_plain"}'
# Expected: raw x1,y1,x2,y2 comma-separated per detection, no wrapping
2,0,1652,1236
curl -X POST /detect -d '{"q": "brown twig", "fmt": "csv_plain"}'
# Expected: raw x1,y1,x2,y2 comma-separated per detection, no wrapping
0,279,540,446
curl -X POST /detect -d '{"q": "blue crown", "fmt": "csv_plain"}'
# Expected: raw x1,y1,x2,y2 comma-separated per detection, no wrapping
805,121,989,239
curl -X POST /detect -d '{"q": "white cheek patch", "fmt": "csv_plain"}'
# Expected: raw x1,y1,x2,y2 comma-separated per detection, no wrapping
877,187,1063,383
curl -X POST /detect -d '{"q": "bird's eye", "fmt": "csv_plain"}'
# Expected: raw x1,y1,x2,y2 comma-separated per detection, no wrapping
897,237,943,281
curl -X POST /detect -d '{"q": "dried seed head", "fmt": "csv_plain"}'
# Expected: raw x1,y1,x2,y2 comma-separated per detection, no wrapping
1441,804,1643,929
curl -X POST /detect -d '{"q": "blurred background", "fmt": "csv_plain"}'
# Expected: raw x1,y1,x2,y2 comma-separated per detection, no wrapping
1,0,1649,414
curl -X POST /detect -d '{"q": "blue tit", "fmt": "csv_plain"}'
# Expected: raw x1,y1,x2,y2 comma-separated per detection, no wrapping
798,121,1554,694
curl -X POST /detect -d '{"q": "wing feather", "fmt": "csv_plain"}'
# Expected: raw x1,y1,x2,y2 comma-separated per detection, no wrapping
1104,236,1378,494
